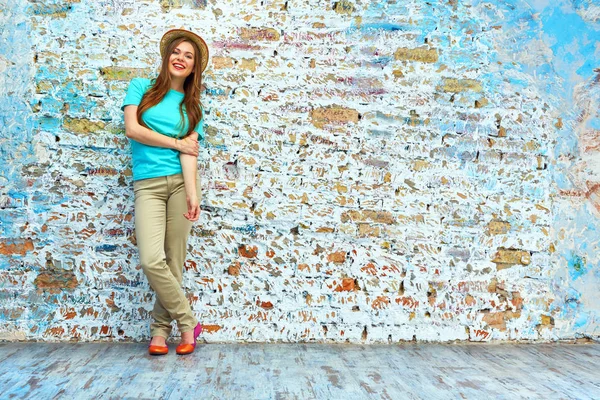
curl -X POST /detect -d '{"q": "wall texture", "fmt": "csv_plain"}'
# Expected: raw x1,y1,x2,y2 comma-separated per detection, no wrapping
0,0,598,343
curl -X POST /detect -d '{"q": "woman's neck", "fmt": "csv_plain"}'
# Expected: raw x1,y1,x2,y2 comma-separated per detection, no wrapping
170,76,185,93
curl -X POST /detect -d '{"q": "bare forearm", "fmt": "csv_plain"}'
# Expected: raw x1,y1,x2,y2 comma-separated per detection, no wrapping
180,153,198,198
126,124,180,150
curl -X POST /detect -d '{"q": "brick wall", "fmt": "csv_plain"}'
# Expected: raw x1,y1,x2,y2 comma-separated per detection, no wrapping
0,0,598,342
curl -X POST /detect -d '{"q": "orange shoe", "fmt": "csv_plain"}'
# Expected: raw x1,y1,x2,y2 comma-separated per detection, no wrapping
176,323,203,355
148,339,168,356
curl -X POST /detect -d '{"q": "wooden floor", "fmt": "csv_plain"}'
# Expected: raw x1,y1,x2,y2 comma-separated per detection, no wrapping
0,342,598,399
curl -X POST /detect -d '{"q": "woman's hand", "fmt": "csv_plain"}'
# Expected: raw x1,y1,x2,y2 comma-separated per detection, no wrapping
176,135,199,156
184,195,200,222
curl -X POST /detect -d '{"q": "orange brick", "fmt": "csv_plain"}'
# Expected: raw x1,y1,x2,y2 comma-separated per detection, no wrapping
465,294,476,306
0,239,34,256
33,269,78,292
482,311,521,331
327,251,346,264
258,301,274,309
201,324,222,333
228,262,240,276
238,244,258,258
334,278,356,292
44,326,65,337
371,296,390,309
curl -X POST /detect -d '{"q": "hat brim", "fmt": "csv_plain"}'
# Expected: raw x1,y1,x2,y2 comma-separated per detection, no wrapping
160,29,209,73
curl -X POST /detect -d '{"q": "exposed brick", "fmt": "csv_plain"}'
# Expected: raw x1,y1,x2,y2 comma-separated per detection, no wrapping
238,245,258,258
334,278,356,291
315,226,335,233
394,47,438,63
258,300,274,309
482,311,520,330
202,325,221,333
540,315,555,326
327,251,346,264
475,97,489,108
393,68,404,78
212,56,235,69
358,223,380,237
63,117,105,134
44,326,66,337
492,248,531,270
34,269,79,292
438,78,483,93
159,0,207,12
0,307,25,319
36,80,54,94
239,58,258,72
99,67,152,81
240,27,280,41
228,262,240,276
310,105,359,129
511,292,524,310
32,1,80,18
371,296,390,309
413,160,430,171
488,220,511,235
395,296,419,309
361,262,377,275
340,210,395,224
333,0,355,14
0,239,34,256
465,295,476,306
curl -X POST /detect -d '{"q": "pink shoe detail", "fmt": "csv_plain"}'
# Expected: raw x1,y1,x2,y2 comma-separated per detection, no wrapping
176,323,203,355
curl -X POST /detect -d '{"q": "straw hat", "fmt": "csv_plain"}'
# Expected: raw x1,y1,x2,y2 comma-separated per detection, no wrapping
160,29,209,72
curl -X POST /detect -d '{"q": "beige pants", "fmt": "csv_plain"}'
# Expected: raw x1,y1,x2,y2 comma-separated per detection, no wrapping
133,173,199,338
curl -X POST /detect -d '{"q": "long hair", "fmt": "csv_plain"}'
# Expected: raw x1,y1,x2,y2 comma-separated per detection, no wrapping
136,37,204,138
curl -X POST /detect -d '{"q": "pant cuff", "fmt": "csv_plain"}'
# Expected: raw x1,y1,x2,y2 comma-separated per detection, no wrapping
150,329,171,339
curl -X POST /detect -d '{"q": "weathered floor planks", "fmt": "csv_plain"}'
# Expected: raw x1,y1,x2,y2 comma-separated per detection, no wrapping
0,343,598,399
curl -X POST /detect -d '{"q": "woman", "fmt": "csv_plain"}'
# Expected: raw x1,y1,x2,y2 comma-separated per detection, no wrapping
121,29,208,356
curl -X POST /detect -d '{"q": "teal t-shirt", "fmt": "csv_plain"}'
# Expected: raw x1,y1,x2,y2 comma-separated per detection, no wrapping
121,77,204,181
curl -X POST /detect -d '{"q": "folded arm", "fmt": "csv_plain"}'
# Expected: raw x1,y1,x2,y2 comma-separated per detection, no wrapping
123,105,198,156
180,131,200,222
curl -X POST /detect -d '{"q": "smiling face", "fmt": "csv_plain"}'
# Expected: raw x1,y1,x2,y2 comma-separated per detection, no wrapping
168,40,195,79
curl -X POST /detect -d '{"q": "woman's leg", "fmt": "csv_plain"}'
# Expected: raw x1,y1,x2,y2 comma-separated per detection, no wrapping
134,176,196,339
162,173,200,334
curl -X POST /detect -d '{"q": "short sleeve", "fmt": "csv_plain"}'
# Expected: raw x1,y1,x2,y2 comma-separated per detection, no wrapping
121,78,148,111
194,106,205,139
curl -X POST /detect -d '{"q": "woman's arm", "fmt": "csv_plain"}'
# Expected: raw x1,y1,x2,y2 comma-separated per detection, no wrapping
123,105,199,156
180,131,200,222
